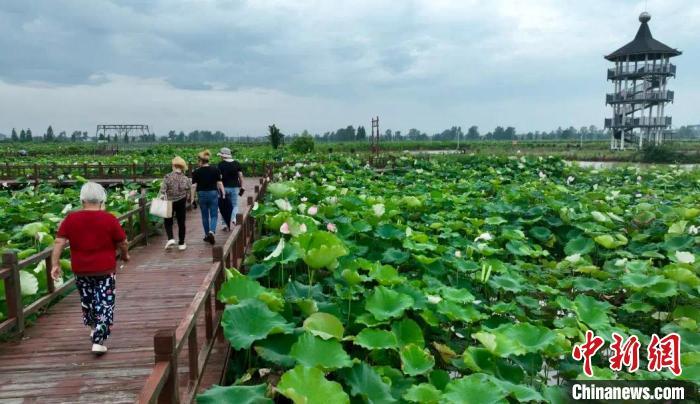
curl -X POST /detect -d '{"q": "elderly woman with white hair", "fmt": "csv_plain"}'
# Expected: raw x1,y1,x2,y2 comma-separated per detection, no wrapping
50,182,129,355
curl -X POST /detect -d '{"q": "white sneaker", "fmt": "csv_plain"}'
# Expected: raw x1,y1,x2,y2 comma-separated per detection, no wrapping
178,243,187,251
90,330,94,338
92,343,108,355
164,239,176,250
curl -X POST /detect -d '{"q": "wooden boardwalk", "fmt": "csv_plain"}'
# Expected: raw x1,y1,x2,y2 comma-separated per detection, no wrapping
0,178,262,403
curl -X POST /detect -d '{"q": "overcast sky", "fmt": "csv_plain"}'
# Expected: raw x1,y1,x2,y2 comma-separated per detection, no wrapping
0,0,697,136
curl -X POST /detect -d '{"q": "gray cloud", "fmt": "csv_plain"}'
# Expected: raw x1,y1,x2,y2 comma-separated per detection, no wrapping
0,0,698,135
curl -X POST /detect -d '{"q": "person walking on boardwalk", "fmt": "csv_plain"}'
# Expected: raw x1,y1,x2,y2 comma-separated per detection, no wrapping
161,156,191,251
216,147,244,231
50,182,129,355
192,150,225,245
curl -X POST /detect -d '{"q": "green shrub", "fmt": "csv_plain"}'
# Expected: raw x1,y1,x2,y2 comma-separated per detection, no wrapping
290,135,315,153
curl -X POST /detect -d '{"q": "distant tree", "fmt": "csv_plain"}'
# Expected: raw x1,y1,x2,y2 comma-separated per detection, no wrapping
504,126,516,140
268,124,284,149
467,125,480,140
384,129,393,141
26,129,33,141
356,126,367,141
44,125,55,141
57,131,67,141
82,131,88,141
11,128,18,142
98,133,105,141
290,133,315,153
20,129,26,141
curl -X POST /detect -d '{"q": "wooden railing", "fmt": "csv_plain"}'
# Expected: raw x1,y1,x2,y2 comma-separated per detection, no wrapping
0,161,272,183
138,174,270,404
0,193,153,335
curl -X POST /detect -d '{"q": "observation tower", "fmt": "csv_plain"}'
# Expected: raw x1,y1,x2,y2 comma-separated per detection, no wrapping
604,12,681,150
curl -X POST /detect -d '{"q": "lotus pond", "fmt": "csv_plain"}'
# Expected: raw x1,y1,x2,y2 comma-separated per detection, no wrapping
199,155,700,403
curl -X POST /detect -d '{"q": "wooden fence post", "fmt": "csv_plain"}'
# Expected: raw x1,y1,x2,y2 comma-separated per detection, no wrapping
247,196,253,206
154,329,179,404
98,162,104,178
2,252,24,335
139,191,149,245
212,246,225,313
33,164,39,185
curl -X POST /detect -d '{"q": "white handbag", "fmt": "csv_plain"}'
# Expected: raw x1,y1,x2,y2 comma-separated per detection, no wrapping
149,194,172,218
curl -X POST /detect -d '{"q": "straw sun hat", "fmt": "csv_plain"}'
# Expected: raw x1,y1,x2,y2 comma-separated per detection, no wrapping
198,150,212,162
171,156,188,170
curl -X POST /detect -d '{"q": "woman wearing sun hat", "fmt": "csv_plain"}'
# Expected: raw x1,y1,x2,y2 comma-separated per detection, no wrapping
216,147,244,231
192,150,225,244
160,156,191,250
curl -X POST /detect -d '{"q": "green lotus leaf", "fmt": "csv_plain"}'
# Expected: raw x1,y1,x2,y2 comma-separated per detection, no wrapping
369,263,404,286
338,363,397,404
472,323,556,357
403,383,442,403
303,312,344,340
399,343,435,376
574,295,611,330
391,318,425,348
489,275,525,293
440,286,475,304
443,374,507,404
365,286,414,321
289,332,352,370
196,384,271,404
485,216,507,225
294,230,349,270
529,226,552,242
492,378,544,402
217,275,264,304
621,273,664,291
354,328,398,350
376,224,405,240
277,366,350,404
662,235,693,252
222,299,293,350
564,237,595,256
646,279,678,298
382,248,410,264
621,301,654,313
664,266,700,287
436,301,485,323
21,222,49,238
267,182,294,197
594,234,627,249
414,254,438,264
254,333,297,367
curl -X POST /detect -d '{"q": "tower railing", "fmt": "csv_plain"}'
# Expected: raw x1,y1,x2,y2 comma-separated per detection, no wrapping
607,63,676,79
605,116,672,128
606,90,674,104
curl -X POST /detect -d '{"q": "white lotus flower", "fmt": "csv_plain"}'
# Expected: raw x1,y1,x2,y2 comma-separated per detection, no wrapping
274,199,292,212
474,232,493,242
326,222,337,233
538,171,547,180
299,223,308,234
426,295,442,304
675,251,695,264
454,250,462,258
294,171,301,178
566,176,575,185
61,204,72,215
280,222,290,234
252,202,259,211
688,225,699,235
307,205,318,216
372,203,385,217
301,197,308,202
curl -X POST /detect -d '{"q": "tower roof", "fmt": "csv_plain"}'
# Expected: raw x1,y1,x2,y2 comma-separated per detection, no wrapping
605,13,681,61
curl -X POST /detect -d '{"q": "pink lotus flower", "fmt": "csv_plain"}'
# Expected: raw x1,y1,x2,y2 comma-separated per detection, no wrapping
280,222,290,234
308,205,318,216
326,222,337,233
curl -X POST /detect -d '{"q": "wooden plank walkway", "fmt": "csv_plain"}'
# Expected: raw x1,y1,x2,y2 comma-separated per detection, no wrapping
0,178,261,403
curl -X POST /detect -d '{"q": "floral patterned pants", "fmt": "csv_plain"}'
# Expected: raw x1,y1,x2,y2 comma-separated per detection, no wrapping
76,274,116,344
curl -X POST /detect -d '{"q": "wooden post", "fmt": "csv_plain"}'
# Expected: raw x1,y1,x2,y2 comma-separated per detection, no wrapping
132,162,137,181
188,326,199,381
83,163,88,177
247,196,253,206
154,329,179,404
2,252,24,335
254,185,260,194
44,256,55,294
33,164,39,186
204,290,213,341
235,214,243,227
139,192,149,245
98,162,104,178
212,246,223,264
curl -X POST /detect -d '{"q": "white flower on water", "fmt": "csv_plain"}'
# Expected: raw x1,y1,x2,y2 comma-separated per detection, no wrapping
372,203,385,217
675,251,695,264
635,193,642,198
474,232,493,242
426,295,442,304
593,184,598,191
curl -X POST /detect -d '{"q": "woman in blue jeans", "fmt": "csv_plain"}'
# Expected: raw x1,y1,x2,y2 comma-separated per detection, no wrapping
216,147,245,231
192,150,225,245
